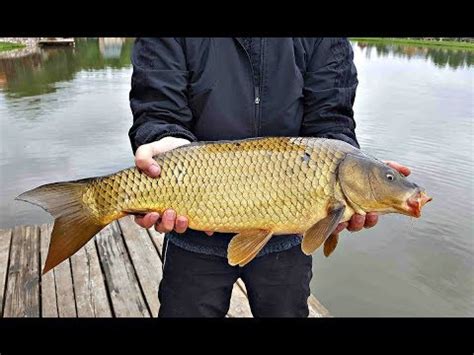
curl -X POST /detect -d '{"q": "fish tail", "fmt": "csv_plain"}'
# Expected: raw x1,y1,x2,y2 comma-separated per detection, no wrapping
16,179,106,274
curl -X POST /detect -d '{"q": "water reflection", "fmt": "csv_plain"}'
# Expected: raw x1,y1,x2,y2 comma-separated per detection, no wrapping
354,41,474,70
0,38,134,97
98,38,126,59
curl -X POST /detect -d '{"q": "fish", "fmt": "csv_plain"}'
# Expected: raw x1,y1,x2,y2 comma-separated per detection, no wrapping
16,137,432,274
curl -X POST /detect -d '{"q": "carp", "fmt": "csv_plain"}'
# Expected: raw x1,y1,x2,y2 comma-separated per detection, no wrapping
17,137,432,273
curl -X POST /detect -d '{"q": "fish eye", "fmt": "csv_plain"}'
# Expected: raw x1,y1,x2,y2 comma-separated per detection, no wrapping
386,173,394,181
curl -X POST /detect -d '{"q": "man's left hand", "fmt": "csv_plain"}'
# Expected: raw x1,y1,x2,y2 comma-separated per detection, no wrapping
333,161,411,235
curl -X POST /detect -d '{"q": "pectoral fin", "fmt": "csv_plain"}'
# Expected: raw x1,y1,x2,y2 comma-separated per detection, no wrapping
323,233,339,257
228,229,273,267
302,203,345,255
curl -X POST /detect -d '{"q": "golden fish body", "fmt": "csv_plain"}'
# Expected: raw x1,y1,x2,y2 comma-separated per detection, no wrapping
17,136,431,273
84,137,356,233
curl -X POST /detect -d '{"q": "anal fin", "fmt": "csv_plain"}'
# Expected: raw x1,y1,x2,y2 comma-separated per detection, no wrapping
228,229,273,267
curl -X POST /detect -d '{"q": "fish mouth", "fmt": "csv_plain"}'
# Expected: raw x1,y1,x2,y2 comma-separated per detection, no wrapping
404,190,432,218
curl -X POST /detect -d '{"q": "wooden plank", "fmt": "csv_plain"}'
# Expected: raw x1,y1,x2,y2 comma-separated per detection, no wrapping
38,38,74,46
95,222,149,317
53,256,77,317
3,225,40,317
236,278,248,295
70,238,112,317
0,228,12,316
147,228,165,259
1,222,331,318
227,280,252,317
118,216,162,317
39,224,58,317
308,294,331,317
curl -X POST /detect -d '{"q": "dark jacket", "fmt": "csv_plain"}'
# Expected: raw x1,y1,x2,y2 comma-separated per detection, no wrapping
129,37,359,258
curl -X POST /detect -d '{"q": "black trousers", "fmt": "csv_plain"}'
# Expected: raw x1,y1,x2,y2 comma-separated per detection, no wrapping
158,240,313,317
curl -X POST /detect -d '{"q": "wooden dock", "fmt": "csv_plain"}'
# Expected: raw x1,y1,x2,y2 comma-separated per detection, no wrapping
38,38,75,46
0,216,330,318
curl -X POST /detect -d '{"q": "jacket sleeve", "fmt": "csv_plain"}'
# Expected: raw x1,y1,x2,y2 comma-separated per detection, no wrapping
129,38,197,153
300,38,360,148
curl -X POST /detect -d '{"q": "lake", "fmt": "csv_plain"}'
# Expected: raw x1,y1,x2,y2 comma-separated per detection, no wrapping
0,38,472,316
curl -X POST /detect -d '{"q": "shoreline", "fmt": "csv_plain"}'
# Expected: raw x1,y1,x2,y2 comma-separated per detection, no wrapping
0,38,40,59
0,41,26,52
0,38,38,54
350,37,474,50
2,37,473,51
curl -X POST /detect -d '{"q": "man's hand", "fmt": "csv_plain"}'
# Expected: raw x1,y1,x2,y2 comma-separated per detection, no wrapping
134,136,191,178
333,161,412,235
134,137,193,234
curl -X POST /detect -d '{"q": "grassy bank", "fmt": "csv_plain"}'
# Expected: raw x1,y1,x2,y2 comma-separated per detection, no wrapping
350,38,474,50
0,41,26,52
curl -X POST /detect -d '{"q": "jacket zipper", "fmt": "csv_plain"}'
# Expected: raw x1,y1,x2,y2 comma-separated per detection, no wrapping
254,86,260,104
254,86,260,134
235,38,261,136
254,39,264,136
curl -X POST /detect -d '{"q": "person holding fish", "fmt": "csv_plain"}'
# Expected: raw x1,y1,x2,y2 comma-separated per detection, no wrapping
19,38,431,318
128,38,413,317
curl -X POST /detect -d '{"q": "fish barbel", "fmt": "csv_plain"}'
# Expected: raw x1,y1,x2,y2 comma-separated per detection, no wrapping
17,137,432,273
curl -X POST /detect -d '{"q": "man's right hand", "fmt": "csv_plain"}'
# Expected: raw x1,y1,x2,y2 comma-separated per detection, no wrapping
134,137,214,236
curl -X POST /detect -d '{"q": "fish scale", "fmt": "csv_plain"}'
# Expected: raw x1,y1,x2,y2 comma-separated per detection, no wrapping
81,137,354,233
